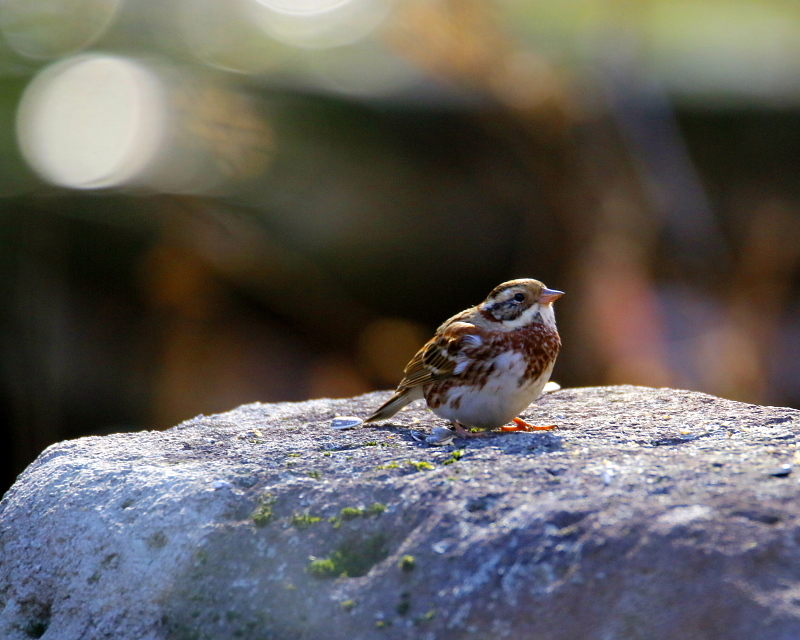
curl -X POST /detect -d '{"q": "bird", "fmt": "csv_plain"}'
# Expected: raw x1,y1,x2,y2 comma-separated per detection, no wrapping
364,278,563,438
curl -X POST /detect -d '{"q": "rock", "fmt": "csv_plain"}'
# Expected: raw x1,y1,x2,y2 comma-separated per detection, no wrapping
2,385,800,640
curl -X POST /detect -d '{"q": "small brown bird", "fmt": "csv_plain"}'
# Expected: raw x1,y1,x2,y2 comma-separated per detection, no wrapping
364,279,563,438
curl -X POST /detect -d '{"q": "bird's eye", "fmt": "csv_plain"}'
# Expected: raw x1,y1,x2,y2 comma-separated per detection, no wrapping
513,293,525,302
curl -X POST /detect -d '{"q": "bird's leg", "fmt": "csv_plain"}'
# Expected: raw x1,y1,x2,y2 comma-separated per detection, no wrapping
501,417,556,432
452,422,491,438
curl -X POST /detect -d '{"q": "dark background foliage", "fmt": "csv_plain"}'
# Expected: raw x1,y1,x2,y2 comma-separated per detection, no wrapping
2,0,800,495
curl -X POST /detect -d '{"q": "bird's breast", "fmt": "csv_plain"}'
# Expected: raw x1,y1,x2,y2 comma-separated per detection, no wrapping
423,322,560,430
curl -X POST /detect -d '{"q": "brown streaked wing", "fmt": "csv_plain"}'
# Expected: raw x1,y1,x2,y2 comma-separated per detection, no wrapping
397,322,476,391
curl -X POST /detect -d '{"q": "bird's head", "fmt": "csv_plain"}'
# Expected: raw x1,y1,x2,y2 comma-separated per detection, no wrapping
479,279,564,329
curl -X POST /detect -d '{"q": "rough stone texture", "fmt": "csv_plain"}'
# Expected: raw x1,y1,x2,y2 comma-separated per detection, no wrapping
2,385,800,640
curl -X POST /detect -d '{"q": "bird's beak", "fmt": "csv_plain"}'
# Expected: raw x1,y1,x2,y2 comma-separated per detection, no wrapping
539,288,564,304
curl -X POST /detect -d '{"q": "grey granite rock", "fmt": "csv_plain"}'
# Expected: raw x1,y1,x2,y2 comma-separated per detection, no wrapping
2,385,800,640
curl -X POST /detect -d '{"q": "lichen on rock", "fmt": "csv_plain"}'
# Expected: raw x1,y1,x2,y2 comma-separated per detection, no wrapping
2,386,800,639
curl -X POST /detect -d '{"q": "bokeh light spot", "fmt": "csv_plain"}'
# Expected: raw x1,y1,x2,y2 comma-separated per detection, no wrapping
16,54,166,189
247,0,394,49
0,0,122,59
254,0,353,16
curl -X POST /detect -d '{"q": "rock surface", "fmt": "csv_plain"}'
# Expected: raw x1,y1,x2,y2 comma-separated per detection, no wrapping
3,385,800,640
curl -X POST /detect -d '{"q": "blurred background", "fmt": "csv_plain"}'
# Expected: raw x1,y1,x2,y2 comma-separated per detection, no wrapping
2,0,800,495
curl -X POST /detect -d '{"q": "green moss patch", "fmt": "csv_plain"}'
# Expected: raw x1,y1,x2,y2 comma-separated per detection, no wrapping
340,506,364,520
340,599,356,612
442,449,465,465
307,557,337,578
291,512,322,529
251,493,276,527
307,533,388,579
399,555,416,572
336,503,387,523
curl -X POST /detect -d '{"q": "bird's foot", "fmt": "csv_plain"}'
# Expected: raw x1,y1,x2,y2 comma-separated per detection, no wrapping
501,417,556,432
453,422,491,438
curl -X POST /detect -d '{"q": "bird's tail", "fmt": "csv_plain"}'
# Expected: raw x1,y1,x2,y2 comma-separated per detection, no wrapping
364,388,419,423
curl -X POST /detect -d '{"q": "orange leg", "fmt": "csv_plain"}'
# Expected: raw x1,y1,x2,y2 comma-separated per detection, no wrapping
501,417,556,432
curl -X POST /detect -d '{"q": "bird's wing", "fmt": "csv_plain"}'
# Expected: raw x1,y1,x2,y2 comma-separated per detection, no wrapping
397,322,481,390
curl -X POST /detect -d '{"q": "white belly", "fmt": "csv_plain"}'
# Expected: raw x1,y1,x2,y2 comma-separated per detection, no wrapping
430,352,554,430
